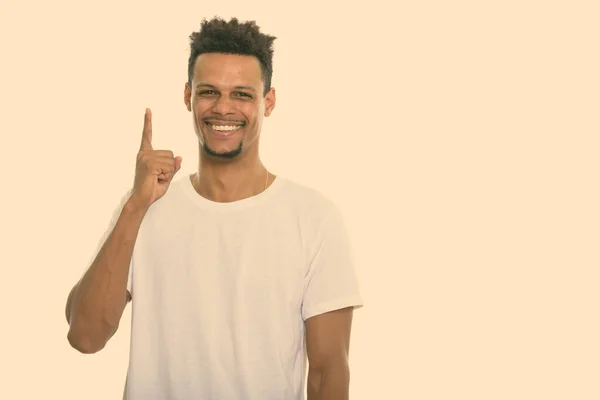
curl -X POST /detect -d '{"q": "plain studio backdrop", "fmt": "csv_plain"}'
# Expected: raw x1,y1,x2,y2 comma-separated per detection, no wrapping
1,1,599,399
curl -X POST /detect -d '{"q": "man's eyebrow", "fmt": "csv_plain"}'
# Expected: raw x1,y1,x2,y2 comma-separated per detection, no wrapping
234,85,257,92
195,83,257,92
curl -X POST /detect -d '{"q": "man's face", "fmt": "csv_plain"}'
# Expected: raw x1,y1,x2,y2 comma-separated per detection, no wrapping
184,53,276,161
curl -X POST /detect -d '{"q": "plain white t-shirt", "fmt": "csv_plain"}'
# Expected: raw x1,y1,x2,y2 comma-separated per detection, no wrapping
92,174,363,400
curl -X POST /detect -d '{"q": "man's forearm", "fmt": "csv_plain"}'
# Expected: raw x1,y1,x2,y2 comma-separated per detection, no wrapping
307,367,350,400
66,199,147,353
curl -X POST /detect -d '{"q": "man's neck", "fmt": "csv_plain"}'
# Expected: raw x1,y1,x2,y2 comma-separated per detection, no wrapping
192,155,272,203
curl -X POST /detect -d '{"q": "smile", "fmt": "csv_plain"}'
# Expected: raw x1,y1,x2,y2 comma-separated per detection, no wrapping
204,121,245,137
209,124,243,132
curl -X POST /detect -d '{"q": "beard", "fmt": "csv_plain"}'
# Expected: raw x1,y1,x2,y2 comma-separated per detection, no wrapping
201,138,244,159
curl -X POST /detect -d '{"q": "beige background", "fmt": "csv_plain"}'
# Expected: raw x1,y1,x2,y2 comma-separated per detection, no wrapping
1,0,599,399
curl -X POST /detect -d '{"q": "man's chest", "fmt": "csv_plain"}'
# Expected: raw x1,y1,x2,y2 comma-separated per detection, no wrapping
131,216,309,315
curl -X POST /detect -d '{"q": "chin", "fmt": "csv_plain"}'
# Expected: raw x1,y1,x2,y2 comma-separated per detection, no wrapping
202,140,244,159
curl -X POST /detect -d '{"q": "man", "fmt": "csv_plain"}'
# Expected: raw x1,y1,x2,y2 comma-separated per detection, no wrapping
65,17,363,400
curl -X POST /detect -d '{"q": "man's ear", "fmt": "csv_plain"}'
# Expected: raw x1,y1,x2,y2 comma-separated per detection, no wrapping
264,87,276,117
184,82,192,111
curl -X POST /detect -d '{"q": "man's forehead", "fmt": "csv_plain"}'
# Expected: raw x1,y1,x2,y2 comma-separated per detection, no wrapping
194,53,261,72
192,54,263,90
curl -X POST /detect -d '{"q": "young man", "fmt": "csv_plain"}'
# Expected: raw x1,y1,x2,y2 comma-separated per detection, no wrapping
65,17,363,400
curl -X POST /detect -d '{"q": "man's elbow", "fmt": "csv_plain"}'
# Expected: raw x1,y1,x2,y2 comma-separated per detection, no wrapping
67,322,113,354
308,361,351,398
324,363,350,385
67,330,104,354
312,357,350,378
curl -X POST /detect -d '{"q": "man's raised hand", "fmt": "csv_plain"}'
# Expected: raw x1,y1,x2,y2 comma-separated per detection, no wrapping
130,108,182,210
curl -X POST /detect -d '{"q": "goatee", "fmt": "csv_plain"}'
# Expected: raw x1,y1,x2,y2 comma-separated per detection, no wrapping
202,140,244,159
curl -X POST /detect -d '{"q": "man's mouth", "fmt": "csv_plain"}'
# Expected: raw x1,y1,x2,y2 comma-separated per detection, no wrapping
204,121,245,135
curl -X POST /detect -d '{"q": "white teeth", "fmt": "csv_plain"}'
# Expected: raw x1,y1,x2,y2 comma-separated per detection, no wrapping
211,124,242,131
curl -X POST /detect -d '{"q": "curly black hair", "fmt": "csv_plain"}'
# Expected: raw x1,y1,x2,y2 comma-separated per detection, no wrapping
187,17,276,96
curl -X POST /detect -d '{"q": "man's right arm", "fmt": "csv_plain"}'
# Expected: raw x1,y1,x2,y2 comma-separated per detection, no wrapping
66,108,181,354
65,198,147,354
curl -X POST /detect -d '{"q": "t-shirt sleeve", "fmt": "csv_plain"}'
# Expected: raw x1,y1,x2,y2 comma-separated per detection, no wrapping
301,206,364,321
88,188,135,296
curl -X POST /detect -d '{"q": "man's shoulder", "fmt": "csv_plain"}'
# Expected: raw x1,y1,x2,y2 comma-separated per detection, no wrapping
275,176,340,221
278,175,332,200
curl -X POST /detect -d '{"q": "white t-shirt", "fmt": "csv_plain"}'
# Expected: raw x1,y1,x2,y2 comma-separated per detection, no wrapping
93,174,363,400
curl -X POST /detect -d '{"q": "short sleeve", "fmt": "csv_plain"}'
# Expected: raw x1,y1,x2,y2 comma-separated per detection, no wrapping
88,188,135,295
301,206,364,321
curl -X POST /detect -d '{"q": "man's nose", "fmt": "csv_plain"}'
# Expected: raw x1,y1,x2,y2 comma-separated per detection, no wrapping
212,95,235,114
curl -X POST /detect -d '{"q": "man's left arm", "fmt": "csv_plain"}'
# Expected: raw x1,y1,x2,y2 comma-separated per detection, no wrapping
302,205,363,399
306,306,354,400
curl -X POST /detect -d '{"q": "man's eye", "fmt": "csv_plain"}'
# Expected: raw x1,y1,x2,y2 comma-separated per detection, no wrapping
236,92,251,98
198,90,216,95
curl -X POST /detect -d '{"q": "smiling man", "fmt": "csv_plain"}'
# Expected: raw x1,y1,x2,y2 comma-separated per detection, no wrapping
65,17,363,400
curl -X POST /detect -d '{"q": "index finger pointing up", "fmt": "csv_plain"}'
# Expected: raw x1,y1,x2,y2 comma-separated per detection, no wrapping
140,108,153,151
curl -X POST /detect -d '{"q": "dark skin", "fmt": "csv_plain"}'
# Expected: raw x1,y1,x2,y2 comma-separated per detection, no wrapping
65,51,355,398
184,54,355,398
306,307,355,400
183,53,276,203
